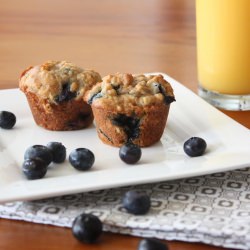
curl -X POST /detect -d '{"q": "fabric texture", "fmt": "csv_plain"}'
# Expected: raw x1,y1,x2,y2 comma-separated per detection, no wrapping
1,167,250,249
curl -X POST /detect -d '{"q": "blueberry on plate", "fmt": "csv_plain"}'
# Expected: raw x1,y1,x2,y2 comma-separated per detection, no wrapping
22,158,47,180
69,148,95,171
138,238,168,250
183,137,207,157
24,145,53,166
47,142,66,163
72,213,103,243
122,190,151,215
119,143,142,164
0,111,16,129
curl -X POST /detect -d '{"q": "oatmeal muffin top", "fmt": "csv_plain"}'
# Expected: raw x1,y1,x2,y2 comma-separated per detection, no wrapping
19,60,101,104
86,73,175,112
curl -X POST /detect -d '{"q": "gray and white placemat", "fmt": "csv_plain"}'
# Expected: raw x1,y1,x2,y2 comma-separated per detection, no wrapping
1,167,250,249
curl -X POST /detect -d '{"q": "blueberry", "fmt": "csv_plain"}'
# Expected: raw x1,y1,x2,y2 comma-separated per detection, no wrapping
158,85,175,105
69,148,95,171
112,114,140,141
54,83,76,103
122,190,151,215
47,142,66,163
111,84,120,94
87,91,102,104
119,143,141,164
22,158,47,180
24,145,53,166
0,111,16,129
138,238,168,250
183,137,207,157
72,213,103,243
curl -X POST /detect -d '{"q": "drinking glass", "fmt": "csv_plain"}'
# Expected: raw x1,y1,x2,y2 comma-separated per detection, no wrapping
196,0,250,110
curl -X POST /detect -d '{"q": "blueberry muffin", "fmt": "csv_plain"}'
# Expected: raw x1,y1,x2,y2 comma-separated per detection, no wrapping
19,60,101,131
85,73,175,147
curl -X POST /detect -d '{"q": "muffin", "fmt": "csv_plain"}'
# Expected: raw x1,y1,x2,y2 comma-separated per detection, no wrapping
19,60,101,131
85,73,175,147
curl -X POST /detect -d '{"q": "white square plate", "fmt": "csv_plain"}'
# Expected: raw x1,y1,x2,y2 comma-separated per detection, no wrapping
0,73,250,203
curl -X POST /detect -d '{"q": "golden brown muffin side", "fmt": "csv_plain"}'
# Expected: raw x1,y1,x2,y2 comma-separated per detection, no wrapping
92,104,169,147
24,91,93,131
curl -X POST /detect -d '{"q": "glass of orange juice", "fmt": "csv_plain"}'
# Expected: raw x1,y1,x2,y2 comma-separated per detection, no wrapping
196,0,250,110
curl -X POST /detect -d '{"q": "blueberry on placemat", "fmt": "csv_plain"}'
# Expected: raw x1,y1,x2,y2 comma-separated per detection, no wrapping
72,213,103,243
122,190,151,215
138,238,169,250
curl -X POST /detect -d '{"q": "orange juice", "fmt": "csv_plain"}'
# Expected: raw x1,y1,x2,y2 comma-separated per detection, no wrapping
196,0,250,95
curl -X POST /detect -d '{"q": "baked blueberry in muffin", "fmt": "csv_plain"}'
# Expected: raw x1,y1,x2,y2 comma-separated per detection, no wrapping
85,73,175,147
19,60,101,130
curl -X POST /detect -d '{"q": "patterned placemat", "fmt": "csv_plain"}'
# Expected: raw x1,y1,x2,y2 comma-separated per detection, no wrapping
1,167,250,249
